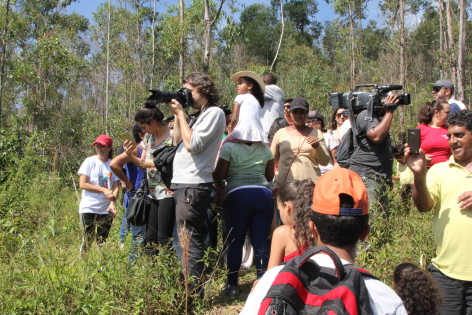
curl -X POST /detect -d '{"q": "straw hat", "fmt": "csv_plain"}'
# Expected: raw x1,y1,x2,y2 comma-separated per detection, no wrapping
231,71,265,94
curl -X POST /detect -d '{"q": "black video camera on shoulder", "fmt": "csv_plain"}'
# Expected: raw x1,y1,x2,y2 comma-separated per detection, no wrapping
329,84,410,113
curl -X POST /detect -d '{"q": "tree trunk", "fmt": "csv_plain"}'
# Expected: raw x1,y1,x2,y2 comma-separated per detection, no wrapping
179,0,185,82
399,0,406,125
105,0,112,133
438,0,445,77
446,0,457,86
202,0,224,73
271,0,285,72
348,2,356,86
203,0,211,73
0,0,11,128
150,0,156,88
457,0,466,102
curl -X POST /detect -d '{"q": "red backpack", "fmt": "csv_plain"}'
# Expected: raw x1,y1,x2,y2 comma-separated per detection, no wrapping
258,246,377,315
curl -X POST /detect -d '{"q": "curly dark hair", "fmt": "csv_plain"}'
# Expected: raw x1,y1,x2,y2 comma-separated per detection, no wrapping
277,180,316,252
393,263,440,315
417,100,449,124
447,109,472,131
183,72,219,104
134,98,165,125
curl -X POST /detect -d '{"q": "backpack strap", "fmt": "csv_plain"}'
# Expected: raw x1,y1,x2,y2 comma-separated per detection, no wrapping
297,246,346,281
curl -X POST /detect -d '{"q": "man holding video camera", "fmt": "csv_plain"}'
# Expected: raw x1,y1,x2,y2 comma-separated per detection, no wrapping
166,72,226,291
348,94,399,219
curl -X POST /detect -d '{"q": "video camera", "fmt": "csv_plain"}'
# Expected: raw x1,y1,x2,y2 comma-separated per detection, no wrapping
148,88,194,108
329,84,410,113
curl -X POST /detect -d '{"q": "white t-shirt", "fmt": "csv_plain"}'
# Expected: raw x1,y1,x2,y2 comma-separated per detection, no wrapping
261,85,284,138
448,98,467,110
232,93,267,143
78,155,119,214
240,253,407,315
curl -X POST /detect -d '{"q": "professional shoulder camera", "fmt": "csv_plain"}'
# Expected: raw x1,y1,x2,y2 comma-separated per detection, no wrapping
149,88,194,108
329,84,410,113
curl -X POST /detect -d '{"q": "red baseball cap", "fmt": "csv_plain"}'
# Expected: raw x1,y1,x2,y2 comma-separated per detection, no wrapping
93,135,113,147
311,168,368,216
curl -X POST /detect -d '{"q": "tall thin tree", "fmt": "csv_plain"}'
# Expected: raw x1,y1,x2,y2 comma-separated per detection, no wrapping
202,0,225,73
0,0,11,128
445,0,457,87
105,0,112,132
150,0,156,88
179,0,185,81
457,0,466,102
271,0,285,72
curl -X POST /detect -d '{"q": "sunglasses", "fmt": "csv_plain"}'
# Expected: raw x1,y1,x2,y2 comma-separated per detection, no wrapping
432,87,443,92
336,113,348,118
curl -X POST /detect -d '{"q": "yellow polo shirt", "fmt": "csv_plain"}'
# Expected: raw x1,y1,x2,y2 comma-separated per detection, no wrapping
427,156,472,281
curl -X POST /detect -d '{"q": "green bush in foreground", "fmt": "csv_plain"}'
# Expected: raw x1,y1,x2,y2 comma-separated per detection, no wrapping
0,175,436,314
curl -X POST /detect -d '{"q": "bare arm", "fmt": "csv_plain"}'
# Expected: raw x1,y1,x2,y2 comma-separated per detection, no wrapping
107,180,120,216
405,146,434,212
268,226,288,269
365,95,398,144
213,158,230,208
168,99,192,151
79,174,116,201
228,101,240,133
110,148,139,191
265,159,275,182
123,140,154,169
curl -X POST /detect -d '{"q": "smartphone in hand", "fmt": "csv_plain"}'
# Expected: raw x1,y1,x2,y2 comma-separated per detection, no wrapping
119,130,136,145
408,128,421,155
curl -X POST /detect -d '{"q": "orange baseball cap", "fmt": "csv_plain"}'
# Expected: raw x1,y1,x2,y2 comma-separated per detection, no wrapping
311,168,368,216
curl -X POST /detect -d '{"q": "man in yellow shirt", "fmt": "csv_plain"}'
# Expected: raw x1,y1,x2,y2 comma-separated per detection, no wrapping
405,110,472,314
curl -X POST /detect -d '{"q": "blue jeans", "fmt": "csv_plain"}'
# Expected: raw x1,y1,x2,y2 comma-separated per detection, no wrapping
120,206,146,260
223,187,274,286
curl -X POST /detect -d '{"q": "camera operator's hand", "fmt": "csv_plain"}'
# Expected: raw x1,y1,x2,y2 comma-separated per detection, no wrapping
383,94,400,111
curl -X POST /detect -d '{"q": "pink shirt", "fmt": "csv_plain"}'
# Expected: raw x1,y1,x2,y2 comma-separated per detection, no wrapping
417,124,451,167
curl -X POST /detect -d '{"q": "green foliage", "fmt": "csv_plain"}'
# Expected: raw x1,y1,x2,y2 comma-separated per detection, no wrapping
357,184,435,283
0,175,227,314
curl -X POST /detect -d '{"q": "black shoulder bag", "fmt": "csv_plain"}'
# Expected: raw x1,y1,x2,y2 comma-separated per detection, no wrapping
126,178,149,226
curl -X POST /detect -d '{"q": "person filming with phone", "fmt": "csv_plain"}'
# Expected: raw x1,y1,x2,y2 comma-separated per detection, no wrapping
405,110,472,315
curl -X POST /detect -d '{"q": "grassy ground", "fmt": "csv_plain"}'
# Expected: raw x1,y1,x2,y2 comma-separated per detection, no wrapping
0,176,435,314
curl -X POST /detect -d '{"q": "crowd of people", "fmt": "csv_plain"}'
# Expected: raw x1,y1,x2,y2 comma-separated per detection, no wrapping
77,73,472,314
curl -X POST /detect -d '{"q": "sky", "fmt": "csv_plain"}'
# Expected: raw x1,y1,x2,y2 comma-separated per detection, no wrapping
67,0,384,27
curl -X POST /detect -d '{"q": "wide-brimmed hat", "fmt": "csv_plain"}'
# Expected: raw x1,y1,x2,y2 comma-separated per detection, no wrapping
231,71,265,94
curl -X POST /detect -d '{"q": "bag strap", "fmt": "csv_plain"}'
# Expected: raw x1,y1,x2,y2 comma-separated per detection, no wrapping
297,246,346,281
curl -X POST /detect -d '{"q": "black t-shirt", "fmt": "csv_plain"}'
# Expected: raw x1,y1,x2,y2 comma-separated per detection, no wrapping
348,110,393,179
